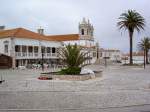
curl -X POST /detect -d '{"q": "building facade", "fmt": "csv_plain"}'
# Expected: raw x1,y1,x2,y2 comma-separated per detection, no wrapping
0,28,62,68
46,18,98,64
122,52,150,64
0,18,98,68
99,48,122,62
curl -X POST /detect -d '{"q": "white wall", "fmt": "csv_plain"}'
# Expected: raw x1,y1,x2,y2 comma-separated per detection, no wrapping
14,38,62,47
0,37,62,58
101,51,122,61
64,40,95,47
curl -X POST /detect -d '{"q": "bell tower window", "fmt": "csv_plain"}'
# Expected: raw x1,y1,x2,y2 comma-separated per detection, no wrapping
81,29,84,35
87,29,88,35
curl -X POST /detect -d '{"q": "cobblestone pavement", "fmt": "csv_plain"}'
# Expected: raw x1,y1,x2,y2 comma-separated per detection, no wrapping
0,65,150,112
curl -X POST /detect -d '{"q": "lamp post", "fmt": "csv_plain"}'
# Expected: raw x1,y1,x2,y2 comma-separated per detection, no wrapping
104,52,107,68
41,46,45,71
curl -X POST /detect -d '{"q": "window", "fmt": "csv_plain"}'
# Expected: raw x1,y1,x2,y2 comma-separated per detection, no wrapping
4,44,8,53
34,46,38,53
93,52,96,57
22,46,27,52
41,47,45,53
47,47,51,53
3,41,9,53
81,29,84,35
52,47,55,53
15,45,19,52
87,29,88,35
91,31,93,36
4,41,9,44
28,46,33,52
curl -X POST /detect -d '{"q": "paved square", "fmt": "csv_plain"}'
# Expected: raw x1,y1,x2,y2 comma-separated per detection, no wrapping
0,65,150,112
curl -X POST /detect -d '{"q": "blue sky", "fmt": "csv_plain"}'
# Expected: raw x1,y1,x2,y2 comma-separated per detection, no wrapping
0,0,150,52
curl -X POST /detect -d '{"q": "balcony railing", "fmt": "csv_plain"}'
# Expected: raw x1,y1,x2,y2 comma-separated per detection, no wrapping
15,52,58,58
34,53,38,57
47,53,51,57
28,53,33,57
22,52,27,57
52,53,56,57
16,52,22,57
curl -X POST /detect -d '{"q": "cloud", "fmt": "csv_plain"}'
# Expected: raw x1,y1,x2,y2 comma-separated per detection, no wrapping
0,0,150,52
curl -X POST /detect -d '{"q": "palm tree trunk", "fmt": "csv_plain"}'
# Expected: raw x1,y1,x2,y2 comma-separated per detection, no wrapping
144,50,146,69
129,31,133,65
146,50,149,64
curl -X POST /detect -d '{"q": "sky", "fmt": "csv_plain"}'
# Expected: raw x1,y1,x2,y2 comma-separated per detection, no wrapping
0,0,150,52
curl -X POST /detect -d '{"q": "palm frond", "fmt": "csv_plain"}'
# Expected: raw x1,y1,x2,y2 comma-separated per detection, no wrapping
58,44,89,68
138,37,150,51
117,10,145,33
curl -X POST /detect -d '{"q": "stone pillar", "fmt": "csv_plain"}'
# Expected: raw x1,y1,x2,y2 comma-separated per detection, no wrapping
32,46,34,57
10,38,16,69
39,45,42,58
20,45,22,57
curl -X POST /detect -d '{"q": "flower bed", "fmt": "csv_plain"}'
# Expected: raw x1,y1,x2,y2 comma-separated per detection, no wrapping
38,75,53,80
38,71,102,81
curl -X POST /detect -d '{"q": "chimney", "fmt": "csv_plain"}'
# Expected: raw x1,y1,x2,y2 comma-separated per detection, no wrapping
37,27,44,35
0,26,5,30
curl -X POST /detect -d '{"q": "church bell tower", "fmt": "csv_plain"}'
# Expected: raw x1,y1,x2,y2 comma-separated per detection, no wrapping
79,18,94,41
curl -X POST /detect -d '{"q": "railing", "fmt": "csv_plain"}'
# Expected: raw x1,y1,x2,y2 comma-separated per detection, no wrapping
28,53,33,57
15,52,58,58
22,52,27,57
15,52,22,57
52,53,56,57
34,53,38,57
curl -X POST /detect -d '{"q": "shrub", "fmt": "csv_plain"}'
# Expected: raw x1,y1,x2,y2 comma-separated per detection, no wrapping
58,67,81,75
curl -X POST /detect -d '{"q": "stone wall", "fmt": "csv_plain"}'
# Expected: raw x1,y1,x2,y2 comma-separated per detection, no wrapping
41,72,102,81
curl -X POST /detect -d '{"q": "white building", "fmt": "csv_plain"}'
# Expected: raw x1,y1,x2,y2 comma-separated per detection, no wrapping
0,28,62,68
99,48,122,62
0,18,98,68
122,52,148,64
46,18,98,64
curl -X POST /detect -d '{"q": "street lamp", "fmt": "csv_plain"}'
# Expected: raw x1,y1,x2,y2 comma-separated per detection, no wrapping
41,46,45,71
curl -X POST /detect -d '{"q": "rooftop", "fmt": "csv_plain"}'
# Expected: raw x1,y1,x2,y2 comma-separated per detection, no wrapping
0,27,80,42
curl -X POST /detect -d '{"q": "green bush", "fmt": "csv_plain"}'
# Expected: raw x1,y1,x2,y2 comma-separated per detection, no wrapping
58,67,81,75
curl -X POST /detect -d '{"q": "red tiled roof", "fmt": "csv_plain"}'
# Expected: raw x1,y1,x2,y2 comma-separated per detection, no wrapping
0,28,80,41
0,28,50,41
46,34,79,41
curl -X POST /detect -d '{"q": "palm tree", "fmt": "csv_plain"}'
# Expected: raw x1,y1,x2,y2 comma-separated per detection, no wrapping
138,37,150,64
117,10,145,64
59,44,89,67
58,44,89,74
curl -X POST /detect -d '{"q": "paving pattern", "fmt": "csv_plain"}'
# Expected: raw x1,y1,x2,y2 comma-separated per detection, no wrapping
0,65,150,112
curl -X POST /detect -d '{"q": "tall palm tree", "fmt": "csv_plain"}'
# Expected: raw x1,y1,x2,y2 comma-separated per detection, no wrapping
117,10,145,64
138,37,150,64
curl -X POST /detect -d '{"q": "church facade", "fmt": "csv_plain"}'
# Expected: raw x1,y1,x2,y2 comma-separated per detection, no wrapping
0,18,98,68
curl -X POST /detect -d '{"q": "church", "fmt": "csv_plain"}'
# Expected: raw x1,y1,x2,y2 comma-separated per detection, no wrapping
0,18,98,68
